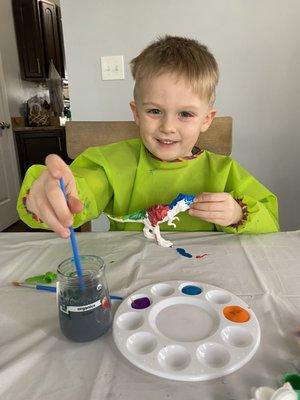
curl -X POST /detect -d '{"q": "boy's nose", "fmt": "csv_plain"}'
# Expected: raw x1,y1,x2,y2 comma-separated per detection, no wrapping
159,116,177,134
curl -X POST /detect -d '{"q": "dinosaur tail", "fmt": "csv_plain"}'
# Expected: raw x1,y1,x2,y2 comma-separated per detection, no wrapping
106,213,144,223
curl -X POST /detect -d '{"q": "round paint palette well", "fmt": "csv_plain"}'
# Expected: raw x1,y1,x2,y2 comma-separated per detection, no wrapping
113,280,260,381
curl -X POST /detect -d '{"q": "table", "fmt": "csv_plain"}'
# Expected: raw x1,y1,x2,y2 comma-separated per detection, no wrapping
0,231,299,400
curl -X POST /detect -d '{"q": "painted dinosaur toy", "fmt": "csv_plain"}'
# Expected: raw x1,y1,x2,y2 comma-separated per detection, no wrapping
106,193,196,247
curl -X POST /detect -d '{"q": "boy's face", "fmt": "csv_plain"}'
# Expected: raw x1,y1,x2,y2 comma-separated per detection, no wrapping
130,72,216,161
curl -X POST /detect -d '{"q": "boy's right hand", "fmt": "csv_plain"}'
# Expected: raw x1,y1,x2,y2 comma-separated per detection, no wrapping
25,154,83,238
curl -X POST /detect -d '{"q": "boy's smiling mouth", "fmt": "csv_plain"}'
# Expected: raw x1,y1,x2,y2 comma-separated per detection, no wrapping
156,138,179,145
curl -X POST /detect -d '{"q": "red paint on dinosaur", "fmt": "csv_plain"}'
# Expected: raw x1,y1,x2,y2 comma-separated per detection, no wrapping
147,204,169,226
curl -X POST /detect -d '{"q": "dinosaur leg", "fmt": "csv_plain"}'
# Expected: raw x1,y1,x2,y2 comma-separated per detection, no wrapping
143,227,155,240
153,225,173,248
143,220,156,240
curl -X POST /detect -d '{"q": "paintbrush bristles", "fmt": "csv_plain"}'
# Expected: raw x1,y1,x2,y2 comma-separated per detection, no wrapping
12,281,36,288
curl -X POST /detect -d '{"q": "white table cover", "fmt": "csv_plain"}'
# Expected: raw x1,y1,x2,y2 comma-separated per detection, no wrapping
0,231,299,400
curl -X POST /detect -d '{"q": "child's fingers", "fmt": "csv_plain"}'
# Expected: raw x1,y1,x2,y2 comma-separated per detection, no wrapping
189,208,224,222
68,195,84,214
189,193,229,223
29,189,70,237
38,199,71,238
26,155,82,235
189,193,243,226
195,192,230,203
45,154,71,180
44,178,74,227
45,153,82,213
190,201,225,212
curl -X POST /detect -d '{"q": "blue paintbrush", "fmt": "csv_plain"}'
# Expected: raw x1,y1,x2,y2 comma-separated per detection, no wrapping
59,178,85,291
12,281,123,300
12,281,57,292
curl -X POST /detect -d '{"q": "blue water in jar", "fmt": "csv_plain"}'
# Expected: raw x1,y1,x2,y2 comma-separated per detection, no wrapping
58,273,112,342
58,256,112,342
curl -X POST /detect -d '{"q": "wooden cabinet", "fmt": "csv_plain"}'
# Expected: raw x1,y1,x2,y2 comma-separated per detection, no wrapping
14,127,70,178
39,1,65,78
13,0,65,81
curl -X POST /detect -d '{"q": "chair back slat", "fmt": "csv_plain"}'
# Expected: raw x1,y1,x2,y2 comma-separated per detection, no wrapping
66,116,232,159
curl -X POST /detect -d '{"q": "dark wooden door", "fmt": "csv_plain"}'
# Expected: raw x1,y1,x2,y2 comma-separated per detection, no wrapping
39,0,65,78
12,0,45,80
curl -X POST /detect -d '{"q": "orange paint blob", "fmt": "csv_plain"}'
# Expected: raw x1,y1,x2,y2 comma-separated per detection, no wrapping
223,305,250,323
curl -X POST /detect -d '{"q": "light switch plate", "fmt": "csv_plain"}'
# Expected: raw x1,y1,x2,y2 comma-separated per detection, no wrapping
101,55,124,80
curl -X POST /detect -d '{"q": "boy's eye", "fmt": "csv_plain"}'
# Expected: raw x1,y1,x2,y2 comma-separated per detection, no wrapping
179,111,194,118
147,109,161,115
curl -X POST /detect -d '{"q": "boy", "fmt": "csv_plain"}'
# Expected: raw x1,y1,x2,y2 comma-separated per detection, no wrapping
17,35,279,238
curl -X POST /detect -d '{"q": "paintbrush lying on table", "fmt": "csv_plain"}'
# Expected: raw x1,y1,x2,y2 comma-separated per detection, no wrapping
12,281,56,292
11,281,123,300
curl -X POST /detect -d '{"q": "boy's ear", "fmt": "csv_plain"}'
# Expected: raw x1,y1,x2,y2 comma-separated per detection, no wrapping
200,108,217,133
130,101,140,126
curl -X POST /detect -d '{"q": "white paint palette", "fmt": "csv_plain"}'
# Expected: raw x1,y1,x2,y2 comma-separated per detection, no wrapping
113,281,260,381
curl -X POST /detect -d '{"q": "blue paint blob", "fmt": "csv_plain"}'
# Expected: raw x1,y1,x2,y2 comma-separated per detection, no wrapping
176,248,193,258
181,285,202,295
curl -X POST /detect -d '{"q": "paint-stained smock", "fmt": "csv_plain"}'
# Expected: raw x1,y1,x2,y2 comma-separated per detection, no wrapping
17,138,279,233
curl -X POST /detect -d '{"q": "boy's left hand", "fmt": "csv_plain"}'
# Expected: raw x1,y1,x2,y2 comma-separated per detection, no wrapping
189,192,243,227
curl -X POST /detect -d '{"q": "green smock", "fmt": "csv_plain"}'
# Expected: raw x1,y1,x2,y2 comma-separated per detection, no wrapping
17,138,279,233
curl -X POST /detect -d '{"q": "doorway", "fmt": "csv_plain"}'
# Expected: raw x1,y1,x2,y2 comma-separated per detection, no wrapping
0,50,20,230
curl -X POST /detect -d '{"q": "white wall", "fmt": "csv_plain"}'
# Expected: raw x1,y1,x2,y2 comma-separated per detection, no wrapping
60,0,300,231
0,0,49,117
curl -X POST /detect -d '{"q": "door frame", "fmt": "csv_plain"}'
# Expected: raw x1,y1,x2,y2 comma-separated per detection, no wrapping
0,49,20,230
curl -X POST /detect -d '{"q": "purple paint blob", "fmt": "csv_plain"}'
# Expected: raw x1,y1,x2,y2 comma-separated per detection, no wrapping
131,297,151,309
176,248,193,258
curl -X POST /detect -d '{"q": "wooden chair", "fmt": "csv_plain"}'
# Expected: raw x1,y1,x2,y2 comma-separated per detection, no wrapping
65,116,232,159
65,117,233,231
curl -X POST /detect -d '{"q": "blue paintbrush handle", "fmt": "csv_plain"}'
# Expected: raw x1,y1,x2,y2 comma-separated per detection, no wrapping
59,178,85,291
35,285,122,300
110,295,123,301
36,285,57,292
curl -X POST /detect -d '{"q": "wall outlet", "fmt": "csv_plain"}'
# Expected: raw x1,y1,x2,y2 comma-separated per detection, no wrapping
101,55,124,80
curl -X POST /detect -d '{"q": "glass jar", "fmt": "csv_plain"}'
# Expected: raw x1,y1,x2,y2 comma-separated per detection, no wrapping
57,255,112,342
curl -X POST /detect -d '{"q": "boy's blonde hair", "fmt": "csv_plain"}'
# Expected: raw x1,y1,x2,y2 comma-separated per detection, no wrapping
130,35,219,104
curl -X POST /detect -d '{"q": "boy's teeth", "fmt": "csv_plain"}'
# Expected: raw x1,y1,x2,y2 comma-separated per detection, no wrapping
160,139,174,144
